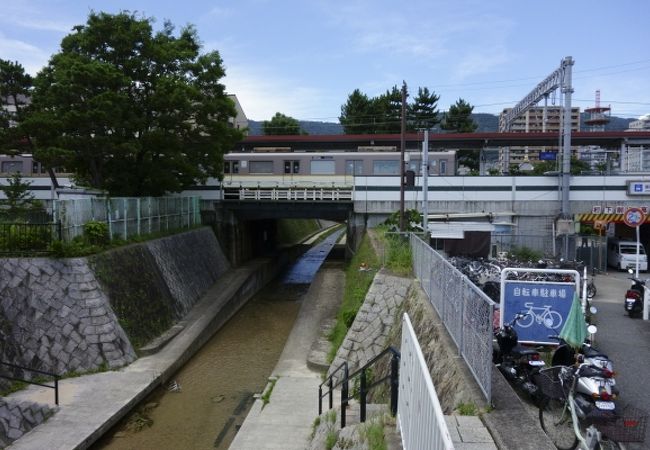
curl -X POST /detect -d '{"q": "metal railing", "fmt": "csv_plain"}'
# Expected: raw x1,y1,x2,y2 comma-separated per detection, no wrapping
411,233,496,402
53,196,200,241
0,222,61,254
224,187,353,202
0,361,60,405
398,313,454,450
319,347,400,429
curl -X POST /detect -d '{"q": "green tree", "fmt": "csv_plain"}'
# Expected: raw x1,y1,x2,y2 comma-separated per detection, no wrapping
0,172,42,219
0,59,33,154
440,98,478,133
339,89,374,134
532,157,591,175
262,112,304,135
408,87,440,131
374,85,403,134
21,12,242,196
441,98,479,171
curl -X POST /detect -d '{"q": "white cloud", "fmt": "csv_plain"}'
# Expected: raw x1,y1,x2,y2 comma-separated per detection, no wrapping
223,64,336,121
0,33,52,75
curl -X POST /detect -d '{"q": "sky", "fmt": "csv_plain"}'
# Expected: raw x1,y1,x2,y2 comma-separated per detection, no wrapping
1,0,649,122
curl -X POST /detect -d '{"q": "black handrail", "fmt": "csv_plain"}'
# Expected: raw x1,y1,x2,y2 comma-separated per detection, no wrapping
0,361,60,405
318,346,400,428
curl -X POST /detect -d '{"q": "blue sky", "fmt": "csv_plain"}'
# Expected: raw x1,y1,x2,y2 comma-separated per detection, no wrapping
2,0,649,122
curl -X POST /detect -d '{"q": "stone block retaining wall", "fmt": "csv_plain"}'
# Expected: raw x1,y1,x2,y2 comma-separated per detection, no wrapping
0,398,57,447
0,227,230,379
328,270,411,380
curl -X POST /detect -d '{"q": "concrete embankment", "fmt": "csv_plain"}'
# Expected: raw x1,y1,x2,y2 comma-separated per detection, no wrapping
1,227,299,448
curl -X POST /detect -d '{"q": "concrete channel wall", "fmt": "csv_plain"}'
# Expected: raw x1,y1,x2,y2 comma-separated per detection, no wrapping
0,227,236,446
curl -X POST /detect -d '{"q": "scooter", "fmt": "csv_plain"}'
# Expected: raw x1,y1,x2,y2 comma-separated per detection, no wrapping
493,313,546,398
549,328,618,400
624,268,647,318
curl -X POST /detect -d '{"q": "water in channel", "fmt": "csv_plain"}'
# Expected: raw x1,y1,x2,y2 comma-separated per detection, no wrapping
93,231,343,450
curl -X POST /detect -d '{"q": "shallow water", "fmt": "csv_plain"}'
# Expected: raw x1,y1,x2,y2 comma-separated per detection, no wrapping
92,281,306,450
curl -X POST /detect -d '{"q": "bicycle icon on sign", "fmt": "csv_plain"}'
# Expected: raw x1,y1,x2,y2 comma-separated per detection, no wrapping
517,302,563,329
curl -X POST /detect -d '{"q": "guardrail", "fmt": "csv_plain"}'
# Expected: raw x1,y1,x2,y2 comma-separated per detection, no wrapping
398,313,454,450
0,222,61,255
410,233,496,402
318,347,400,429
224,187,353,202
0,361,60,405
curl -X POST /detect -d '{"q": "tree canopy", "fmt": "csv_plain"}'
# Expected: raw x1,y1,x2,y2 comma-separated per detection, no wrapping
263,112,304,135
441,98,479,171
339,84,440,134
0,59,33,155
16,11,242,196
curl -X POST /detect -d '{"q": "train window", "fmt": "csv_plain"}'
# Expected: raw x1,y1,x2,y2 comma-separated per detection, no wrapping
224,161,239,174
284,160,300,174
310,160,335,175
373,160,400,175
345,160,363,175
439,160,447,175
249,161,273,173
407,161,420,173
1,161,23,173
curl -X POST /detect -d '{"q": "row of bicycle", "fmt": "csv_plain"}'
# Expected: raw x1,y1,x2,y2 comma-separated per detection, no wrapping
494,312,646,450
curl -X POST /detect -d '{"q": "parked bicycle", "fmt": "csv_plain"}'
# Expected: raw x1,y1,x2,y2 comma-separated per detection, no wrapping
536,364,647,450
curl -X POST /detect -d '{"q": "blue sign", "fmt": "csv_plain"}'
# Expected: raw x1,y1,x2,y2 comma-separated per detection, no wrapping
539,151,557,161
502,281,575,344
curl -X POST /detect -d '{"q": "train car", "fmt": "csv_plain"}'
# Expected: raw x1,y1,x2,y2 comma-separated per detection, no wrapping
222,150,456,187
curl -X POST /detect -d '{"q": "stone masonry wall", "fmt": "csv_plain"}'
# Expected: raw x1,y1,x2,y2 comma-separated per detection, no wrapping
0,257,136,376
0,227,231,379
328,270,411,379
146,227,230,318
0,399,57,448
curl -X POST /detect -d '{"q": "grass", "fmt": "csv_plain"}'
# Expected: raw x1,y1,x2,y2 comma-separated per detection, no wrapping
327,233,379,362
361,420,387,450
381,232,413,276
276,219,321,245
261,376,279,408
456,402,478,416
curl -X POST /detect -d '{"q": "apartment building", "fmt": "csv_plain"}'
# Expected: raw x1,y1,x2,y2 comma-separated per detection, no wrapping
498,106,580,169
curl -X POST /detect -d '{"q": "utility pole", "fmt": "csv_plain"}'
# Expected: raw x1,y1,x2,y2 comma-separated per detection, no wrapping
399,81,407,231
422,130,429,235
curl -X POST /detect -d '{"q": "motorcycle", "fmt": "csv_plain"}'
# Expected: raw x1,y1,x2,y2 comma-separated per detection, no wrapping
493,313,546,398
624,268,647,318
548,328,618,400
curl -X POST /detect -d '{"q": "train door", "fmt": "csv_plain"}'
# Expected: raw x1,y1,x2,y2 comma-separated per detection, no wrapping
345,159,363,185
283,159,300,182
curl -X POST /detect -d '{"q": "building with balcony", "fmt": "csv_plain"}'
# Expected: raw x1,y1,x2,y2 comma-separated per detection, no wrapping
498,106,580,169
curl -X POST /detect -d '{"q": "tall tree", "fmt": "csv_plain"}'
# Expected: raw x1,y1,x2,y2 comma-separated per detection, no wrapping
374,85,403,134
339,89,374,134
340,85,440,135
262,112,303,135
441,98,479,171
440,98,478,133
21,12,242,196
0,59,33,154
408,87,440,131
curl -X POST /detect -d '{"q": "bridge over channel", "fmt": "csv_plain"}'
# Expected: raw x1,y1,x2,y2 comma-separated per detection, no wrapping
214,173,650,265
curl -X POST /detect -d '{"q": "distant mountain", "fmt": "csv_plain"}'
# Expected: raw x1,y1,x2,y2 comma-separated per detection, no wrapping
246,112,635,136
247,120,343,136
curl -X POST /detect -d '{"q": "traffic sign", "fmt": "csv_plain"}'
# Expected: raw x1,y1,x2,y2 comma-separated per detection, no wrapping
624,207,646,228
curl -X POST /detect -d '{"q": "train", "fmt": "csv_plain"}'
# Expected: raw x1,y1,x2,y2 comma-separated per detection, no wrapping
222,149,457,187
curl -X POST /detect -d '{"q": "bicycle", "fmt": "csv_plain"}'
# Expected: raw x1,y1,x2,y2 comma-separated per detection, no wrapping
518,302,563,329
536,364,647,450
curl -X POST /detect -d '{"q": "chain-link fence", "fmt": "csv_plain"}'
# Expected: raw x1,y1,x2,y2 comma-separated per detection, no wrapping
53,196,200,241
410,233,496,402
